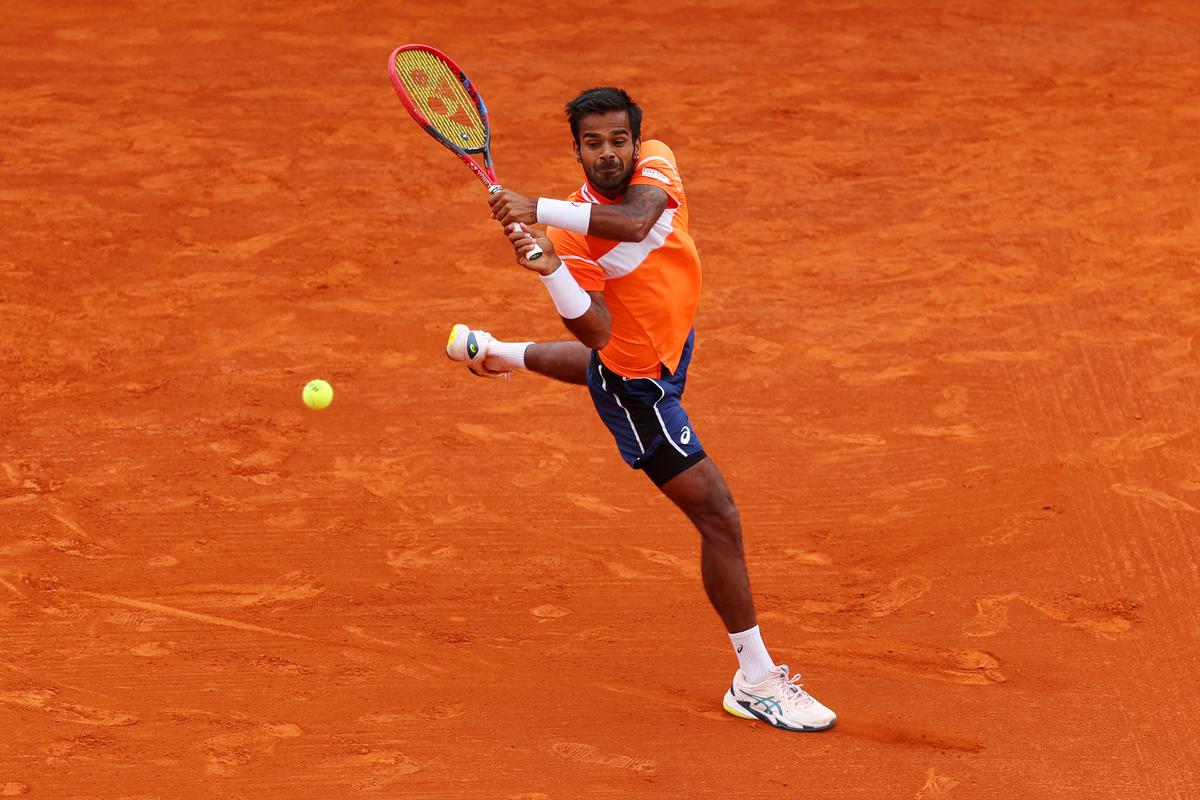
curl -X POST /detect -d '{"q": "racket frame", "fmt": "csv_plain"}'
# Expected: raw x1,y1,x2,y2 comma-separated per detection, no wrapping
388,44,543,261
388,44,498,188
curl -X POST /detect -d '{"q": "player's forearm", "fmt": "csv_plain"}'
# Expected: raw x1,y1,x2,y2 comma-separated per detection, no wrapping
536,185,666,243
537,269,611,349
584,205,652,242
561,302,611,350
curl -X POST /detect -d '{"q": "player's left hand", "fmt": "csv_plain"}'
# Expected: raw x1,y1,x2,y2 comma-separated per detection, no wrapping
488,189,537,227
505,223,559,275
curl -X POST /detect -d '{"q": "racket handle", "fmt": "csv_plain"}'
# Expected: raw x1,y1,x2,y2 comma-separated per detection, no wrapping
490,184,544,261
522,233,545,262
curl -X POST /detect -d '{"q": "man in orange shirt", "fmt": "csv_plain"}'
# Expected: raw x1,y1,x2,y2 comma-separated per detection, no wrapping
446,87,835,732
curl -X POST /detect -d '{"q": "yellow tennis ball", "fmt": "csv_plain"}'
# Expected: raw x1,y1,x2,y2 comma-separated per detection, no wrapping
302,379,333,410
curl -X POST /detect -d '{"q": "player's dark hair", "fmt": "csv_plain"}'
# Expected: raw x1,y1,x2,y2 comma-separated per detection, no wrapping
565,87,642,144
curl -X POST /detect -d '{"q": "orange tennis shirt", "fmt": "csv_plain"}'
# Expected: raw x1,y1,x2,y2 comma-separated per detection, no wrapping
546,140,701,379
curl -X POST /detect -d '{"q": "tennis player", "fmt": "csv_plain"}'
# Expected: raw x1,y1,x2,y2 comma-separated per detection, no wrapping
446,87,835,731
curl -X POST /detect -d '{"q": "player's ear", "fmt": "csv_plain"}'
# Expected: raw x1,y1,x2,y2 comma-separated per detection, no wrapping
573,141,581,162
633,139,641,161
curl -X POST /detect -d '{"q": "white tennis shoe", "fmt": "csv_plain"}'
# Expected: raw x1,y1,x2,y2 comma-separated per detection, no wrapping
445,323,509,379
723,664,837,731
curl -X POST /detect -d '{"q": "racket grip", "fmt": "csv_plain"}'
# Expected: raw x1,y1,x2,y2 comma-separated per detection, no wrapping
507,223,545,262
525,237,545,262
491,184,543,262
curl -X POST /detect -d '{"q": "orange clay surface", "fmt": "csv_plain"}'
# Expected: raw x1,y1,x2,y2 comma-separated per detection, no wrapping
3,2,1200,798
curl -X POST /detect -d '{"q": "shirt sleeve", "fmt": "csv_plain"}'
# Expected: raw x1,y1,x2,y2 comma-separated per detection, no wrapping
628,140,683,208
547,227,605,292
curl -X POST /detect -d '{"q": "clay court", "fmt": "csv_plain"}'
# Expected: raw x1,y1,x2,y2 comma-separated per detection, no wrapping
3,1,1199,797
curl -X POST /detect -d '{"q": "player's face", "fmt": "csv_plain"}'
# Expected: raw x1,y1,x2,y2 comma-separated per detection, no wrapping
575,111,639,195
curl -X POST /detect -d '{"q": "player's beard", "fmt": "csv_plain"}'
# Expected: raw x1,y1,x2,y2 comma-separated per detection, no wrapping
585,157,633,193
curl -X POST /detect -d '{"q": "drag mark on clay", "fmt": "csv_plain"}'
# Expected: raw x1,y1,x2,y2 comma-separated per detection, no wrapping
963,593,1137,639
629,546,699,578
343,625,403,648
48,511,87,537
1061,429,1192,468
787,638,1005,685
2,664,112,700
771,575,932,619
861,576,933,617
838,717,983,754
387,545,457,571
794,428,887,448
1110,483,1199,513
868,479,948,502
980,506,1063,546
242,571,326,608
358,701,466,723
895,424,980,442
936,350,1053,364
1148,364,1200,393
567,493,630,517
317,748,421,792
200,723,303,776
550,742,655,772
0,686,137,727
601,682,726,722
530,604,571,620
839,360,925,386
0,463,20,486
69,591,312,640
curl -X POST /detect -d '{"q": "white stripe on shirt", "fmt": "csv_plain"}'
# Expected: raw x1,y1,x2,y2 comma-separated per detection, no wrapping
596,208,676,279
637,155,675,169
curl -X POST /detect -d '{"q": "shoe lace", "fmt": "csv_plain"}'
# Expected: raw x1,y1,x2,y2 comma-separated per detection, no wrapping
769,664,815,710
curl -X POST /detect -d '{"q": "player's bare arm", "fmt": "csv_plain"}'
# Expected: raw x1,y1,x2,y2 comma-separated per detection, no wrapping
489,185,668,243
504,224,612,349
586,184,669,241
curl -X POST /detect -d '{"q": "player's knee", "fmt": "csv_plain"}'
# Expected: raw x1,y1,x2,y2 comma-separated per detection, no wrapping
697,490,742,545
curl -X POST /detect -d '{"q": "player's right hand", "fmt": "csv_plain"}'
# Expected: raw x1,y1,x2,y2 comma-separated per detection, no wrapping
489,189,537,226
505,223,560,276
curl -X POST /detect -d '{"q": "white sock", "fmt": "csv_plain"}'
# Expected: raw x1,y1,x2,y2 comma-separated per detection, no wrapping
729,625,775,684
484,341,532,372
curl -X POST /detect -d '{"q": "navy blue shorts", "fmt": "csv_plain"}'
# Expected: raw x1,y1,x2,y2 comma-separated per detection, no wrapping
587,329,707,485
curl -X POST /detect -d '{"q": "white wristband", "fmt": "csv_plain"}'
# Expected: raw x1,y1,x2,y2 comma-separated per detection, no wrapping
539,265,592,320
536,198,592,235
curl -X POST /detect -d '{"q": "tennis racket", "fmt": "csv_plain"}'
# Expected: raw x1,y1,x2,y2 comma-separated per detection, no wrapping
388,44,543,261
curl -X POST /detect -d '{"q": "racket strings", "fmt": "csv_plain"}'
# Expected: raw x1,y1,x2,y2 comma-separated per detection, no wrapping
393,49,488,151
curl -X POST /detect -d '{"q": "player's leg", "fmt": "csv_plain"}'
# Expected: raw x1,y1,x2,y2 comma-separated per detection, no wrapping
523,341,590,385
587,342,758,633
645,446,836,731
653,455,755,632
587,330,836,731
445,324,589,385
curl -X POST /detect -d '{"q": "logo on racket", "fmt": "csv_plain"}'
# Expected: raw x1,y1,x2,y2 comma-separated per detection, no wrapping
402,67,478,134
